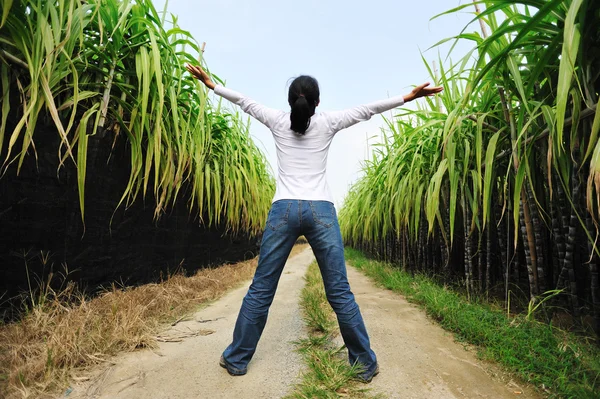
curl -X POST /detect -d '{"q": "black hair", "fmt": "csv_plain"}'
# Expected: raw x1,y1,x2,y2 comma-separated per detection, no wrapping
288,75,320,135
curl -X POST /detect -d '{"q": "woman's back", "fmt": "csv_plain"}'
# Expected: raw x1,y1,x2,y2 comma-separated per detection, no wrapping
267,111,336,202
214,84,406,203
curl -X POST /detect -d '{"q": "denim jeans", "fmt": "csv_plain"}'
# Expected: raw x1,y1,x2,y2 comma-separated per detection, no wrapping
222,200,378,378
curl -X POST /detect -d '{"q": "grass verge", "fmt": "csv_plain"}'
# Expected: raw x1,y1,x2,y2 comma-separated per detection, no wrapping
287,261,380,399
344,247,600,399
0,244,308,398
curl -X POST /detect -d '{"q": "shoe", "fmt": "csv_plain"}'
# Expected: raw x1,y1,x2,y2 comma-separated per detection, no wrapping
219,355,247,376
356,364,379,383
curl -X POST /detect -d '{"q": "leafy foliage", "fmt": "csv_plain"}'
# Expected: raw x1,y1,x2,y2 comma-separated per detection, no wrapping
340,0,600,329
0,0,274,234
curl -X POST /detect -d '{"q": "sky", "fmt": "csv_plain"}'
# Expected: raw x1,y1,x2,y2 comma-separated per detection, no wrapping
154,0,477,207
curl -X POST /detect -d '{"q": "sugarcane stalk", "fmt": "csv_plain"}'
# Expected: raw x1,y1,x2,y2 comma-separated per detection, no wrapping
388,232,393,262
443,222,451,274
472,0,489,39
419,218,425,270
406,233,413,270
464,202,474,294
567,180,580,317
425,213,432,271
557,175,570,282
441,183,452,274
433,229,439,272
412,235,418,271
551,175,565,287
585,213,600,335
415,224,420,269
526,182,546,293
520,192,539,298
499,86,539,298
422,223,427,271
396,235,401,265
556,165,581,316
486,218,492,293
494,191,509,293
389,233,393,262
402,228,407,270
478,229,485,292
430,230,435,272
390,232,394,262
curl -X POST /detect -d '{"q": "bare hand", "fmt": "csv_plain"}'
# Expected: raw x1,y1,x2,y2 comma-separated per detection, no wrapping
186,64,216,90
403,83,443,102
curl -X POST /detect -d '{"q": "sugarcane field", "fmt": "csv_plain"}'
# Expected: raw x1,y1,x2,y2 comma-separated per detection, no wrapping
1,0,599,398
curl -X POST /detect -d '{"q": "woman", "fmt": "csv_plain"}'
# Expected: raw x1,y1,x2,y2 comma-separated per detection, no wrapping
186,64,442,382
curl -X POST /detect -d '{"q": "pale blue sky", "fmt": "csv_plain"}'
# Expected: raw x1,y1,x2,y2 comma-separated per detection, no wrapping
155,0,477,206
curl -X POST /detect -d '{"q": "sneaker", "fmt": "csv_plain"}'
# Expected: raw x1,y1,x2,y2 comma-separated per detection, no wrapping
356,364,379,383
219,355,247,376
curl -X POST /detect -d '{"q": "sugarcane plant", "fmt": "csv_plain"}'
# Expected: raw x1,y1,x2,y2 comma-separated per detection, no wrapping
0,0,274,234
339,0,600,334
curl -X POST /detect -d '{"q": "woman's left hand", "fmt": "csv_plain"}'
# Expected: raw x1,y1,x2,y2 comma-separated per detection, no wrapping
186,64,216,90
403,83,443,102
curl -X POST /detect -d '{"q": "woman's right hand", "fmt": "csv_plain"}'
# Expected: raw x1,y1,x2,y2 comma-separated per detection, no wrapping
186,64,216,90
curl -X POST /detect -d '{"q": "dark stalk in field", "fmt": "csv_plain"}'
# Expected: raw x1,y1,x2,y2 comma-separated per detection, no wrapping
402,230,408,270
526,182,546,293
550,176,564,287
586,212,600,334
519,193,539,298
486,218,492,293
557,160,581,316
500,87,538,298
494,191,509,294
463,203,474,294
478,228,485,292
442,195,452,274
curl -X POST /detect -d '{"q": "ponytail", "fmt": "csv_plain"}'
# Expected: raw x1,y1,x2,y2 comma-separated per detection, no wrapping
290,96,313,134
288,75,320,135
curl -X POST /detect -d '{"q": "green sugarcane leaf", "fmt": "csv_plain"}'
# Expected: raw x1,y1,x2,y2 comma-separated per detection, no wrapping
583,101,600,163
483,132,501,227
555,0,583,152
76,105,99,225
0,0,12,28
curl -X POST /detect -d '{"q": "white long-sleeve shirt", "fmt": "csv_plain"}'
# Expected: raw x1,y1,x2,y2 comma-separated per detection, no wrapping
214,84,405,203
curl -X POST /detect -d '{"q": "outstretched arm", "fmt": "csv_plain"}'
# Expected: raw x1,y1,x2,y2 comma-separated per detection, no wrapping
186,64,281,129
325,83,443,134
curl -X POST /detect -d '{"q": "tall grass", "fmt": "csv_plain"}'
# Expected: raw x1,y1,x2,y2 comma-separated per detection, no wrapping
0,0,274,234
340,0,600,332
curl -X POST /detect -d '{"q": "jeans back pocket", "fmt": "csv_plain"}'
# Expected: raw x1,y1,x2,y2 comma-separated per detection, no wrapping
309,201,335,228
267,201,292,231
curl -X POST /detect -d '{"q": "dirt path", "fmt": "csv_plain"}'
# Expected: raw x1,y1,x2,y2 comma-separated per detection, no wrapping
66,248,539,399
67,248,314,399
344,265,540,399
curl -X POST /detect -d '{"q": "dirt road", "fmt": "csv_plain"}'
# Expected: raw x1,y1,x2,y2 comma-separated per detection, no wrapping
343,265,539,399
66,248,538,399
68,249,313,399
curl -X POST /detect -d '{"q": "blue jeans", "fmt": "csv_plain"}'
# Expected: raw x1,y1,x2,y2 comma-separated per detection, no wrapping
222,200,378,377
